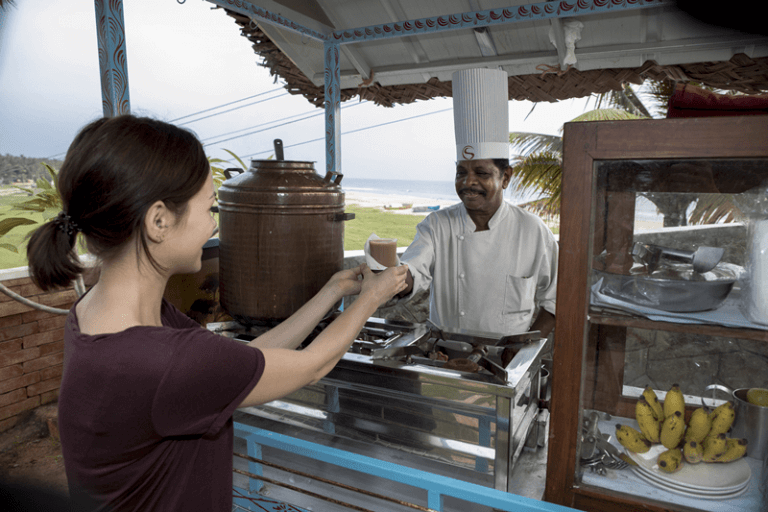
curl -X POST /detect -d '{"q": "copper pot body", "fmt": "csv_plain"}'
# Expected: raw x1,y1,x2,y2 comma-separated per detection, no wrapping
218,160,350,325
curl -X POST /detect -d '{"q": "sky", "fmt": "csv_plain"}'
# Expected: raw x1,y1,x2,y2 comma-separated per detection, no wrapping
0,0,592,182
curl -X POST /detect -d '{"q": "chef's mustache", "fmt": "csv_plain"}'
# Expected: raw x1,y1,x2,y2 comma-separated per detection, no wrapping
458,187,486,196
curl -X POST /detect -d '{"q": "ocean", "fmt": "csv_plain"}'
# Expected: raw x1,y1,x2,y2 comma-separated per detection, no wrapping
341,177,663,222
342,177,538,205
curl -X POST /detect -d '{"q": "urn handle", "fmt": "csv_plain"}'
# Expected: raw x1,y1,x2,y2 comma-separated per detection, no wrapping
324,170,344,185
332,212,355,222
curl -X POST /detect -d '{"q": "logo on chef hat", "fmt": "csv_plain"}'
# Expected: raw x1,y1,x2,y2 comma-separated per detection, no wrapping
462,145,476,160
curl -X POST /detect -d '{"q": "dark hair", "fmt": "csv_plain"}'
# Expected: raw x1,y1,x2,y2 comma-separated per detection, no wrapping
27,115,210,290
491,158,510,175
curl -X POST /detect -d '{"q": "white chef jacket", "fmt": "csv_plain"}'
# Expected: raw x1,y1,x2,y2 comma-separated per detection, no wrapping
400,201,558,335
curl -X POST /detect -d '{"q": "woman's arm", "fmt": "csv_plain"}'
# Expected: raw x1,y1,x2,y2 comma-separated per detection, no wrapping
247,264,365,350
238,264,408,408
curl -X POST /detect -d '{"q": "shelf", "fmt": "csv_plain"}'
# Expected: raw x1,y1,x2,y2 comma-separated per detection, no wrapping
588,310,768,342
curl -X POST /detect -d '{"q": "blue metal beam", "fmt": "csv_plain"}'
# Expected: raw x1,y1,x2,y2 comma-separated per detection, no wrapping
324,41,341,178
94,0,130,116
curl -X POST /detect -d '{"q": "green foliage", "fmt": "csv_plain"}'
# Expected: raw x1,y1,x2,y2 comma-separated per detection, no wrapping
343,205,427,251
0,162,64,255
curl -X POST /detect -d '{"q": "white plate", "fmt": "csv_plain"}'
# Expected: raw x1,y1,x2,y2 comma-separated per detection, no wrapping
631,466,749,495
633,469,750,500
626,445,751,492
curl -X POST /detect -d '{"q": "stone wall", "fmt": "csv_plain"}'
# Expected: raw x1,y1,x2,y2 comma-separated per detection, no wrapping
627,222,768,394
0,272,75,432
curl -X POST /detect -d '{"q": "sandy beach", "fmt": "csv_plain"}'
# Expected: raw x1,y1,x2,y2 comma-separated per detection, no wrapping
344,190,460,215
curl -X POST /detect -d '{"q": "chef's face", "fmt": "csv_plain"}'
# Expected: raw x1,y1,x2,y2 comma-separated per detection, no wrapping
455,159,511,217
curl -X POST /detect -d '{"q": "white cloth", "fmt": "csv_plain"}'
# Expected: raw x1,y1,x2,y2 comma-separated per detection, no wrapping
400,201,558,334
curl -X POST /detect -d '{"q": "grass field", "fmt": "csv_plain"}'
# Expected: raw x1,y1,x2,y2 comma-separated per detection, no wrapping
343,205,422,251
0,194,425,270
0,192,555,270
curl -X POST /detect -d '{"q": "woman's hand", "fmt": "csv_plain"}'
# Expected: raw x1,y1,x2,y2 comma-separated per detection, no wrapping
325,264,366,298
359,264,409,307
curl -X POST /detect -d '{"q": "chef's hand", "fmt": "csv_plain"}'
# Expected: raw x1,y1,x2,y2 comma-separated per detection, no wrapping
326,264,366,298
359,264,409,306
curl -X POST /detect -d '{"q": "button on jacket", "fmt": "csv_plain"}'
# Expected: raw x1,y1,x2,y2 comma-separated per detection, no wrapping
400,201,558,334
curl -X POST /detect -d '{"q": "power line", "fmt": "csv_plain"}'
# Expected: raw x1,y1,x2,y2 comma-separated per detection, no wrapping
241,107,452,160
177,91,289,126
203,101,368,148
170,87,285,123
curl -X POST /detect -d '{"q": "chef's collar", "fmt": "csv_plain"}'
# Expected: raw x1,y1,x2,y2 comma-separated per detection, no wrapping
460,201,510,232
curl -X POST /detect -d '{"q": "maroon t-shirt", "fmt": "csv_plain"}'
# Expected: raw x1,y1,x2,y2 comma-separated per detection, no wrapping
58,298,264,512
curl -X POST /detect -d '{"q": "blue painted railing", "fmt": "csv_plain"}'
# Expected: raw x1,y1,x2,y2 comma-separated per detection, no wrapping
234,422,576,512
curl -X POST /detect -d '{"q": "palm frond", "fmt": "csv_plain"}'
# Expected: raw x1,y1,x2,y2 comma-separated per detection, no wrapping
510,152,563,209
569,108,646,123
620,84,653,118
222,149,249,171
509,132,563,158
640,79,676,119
688,194,743,225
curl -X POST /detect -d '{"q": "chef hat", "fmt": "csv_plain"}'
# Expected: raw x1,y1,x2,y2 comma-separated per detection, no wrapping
452,68,510,161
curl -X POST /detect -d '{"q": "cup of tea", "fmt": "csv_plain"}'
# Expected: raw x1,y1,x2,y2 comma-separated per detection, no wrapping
369,238,398,268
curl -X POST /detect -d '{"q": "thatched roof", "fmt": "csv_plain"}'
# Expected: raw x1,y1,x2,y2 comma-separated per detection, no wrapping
225,9,768,109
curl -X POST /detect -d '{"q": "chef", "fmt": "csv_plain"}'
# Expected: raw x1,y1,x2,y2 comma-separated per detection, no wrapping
399,68,558,337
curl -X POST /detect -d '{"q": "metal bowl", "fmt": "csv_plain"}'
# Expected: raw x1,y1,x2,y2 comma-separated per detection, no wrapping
594,263,742,312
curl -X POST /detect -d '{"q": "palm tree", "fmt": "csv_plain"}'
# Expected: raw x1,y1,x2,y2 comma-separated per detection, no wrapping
508,101,646,219
509,80,734,227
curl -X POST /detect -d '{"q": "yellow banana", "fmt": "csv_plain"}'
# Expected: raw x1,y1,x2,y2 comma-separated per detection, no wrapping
684,407,712,443
709,401,735,436
657,448,684,473
642,386,665,421
682,440,703,464
663,384,685,419
616,424,652,453
702,433,728,462
636,397,661,443
660,411,686,449
714,438,748,463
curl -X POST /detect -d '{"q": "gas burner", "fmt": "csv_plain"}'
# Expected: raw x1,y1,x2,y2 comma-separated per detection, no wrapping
208,317,541,386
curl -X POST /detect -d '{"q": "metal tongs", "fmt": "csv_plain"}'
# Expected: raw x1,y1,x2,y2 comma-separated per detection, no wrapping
632,242,724,274
580,411,630,475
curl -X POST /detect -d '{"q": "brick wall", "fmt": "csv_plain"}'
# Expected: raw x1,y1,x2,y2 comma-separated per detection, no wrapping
0,274,76,433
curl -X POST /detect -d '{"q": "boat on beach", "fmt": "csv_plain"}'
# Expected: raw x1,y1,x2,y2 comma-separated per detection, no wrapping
383,203,413,210
412,205,440,212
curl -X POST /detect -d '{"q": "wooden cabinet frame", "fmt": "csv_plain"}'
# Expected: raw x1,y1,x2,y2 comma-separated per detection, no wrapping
544,116,768,511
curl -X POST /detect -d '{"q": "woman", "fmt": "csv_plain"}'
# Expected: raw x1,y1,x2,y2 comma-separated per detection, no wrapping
27,115,408,512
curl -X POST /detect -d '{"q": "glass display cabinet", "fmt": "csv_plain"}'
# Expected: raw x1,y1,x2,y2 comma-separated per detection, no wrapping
545,116,768,511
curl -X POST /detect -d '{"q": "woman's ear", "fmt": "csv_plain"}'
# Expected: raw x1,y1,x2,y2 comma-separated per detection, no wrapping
145,200,171,243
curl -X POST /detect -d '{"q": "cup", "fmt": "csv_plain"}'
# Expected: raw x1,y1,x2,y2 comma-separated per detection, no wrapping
369,238,398,268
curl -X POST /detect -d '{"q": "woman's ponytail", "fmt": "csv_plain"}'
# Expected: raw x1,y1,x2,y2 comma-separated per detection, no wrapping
27,212,83,291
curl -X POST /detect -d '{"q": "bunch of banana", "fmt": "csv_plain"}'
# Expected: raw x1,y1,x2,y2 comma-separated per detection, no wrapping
616,384,748,465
